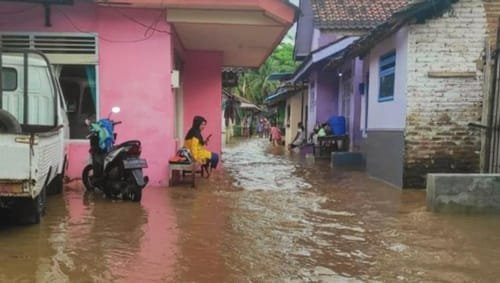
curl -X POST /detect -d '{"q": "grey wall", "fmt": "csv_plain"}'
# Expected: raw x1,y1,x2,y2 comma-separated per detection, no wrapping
294,0,314,60
362,130,405,188
427,174,500,213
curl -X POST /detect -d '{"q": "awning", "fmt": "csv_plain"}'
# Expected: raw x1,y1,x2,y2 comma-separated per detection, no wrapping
268,72,293,81
95,0,297,67
264,85,305,105
240,102,262,111
291,36,358,83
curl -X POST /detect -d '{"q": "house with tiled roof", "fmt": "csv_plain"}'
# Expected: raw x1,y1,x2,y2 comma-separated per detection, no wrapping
324,0,490,188
290,0,408,152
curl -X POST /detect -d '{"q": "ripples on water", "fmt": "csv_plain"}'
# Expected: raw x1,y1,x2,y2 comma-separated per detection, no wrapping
223,139,312,191
0,138,499,282
219,138,500,282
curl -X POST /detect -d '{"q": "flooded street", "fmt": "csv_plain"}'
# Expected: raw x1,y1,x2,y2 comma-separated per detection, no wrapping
1,138,500,282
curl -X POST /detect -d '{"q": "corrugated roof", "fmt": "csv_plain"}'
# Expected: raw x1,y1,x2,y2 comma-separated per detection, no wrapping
264,85,306,105
291,36,358,82
311,0,410,30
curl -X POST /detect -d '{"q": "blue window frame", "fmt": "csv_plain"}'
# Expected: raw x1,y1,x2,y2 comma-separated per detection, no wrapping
378,51,396,102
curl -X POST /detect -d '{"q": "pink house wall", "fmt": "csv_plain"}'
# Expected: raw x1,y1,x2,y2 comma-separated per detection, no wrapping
0,1,176,186
182,51,223,159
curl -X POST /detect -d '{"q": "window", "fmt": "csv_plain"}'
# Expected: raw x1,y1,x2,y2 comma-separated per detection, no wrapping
1,68,17,91
59,65,97,139
378,51,396,102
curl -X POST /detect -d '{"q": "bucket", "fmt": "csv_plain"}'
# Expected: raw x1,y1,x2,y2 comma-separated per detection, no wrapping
328,116,346,135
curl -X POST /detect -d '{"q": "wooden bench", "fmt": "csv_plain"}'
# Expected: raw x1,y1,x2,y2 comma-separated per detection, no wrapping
313,135,349,158
168,160,209,188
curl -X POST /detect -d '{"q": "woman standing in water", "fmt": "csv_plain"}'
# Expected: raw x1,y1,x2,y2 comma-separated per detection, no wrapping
184,116,219,172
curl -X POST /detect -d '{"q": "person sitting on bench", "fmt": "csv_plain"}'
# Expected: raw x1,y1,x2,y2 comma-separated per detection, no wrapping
184,115,219,176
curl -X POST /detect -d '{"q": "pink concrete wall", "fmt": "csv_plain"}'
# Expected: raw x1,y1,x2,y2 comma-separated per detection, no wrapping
0,1,175,186
96,8,174,186
182,51,223,160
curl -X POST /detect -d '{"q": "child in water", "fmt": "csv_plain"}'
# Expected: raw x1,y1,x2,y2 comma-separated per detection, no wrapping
269,122,282,147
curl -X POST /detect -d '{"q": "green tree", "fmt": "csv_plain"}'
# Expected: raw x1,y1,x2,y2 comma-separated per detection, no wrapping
236,41,297,105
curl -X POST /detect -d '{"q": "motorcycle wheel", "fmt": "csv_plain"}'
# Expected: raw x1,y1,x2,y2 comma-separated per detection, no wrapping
82,165,95,192
128,190,142,202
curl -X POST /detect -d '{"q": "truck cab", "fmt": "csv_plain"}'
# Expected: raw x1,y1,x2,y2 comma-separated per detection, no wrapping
0,49,68,224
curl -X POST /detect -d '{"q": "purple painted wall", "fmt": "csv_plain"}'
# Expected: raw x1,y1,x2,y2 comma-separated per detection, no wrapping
317,31,338,50
315,70,337,123
182,51,223,160
309,31,364,150
0,1,176,186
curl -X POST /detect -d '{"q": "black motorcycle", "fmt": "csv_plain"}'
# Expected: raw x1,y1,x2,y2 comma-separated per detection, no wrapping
82,107,148,202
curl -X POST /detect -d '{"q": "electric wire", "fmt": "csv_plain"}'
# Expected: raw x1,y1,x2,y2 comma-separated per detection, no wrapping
82,0,171,35
0,1,171,43
54,6,170,43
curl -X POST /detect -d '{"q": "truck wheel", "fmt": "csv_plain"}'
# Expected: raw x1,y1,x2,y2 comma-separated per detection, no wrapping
128,190,142,202
25,187,46,224
47,156,67,195
82,165,95,192
0,109,22,134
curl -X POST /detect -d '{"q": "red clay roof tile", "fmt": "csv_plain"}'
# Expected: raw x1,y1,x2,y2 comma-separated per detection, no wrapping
312,0,410,30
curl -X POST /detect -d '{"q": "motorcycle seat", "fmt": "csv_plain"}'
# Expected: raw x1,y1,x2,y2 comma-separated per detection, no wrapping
115,140,141,149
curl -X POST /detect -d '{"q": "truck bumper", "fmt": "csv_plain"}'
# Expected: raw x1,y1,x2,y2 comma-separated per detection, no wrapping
0,181,31,197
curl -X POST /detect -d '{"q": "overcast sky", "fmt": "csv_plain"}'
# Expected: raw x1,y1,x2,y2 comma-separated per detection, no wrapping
284,0,299,43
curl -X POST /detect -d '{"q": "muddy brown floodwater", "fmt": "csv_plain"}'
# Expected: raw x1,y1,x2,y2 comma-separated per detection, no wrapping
0,138,499,282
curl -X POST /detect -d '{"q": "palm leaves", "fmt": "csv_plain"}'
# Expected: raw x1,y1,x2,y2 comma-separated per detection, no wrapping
236,41,297,105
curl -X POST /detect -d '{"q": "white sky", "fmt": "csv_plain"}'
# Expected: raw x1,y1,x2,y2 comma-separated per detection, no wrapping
284,0,299,43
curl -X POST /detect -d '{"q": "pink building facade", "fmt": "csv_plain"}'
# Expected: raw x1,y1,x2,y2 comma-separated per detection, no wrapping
0,0,295,186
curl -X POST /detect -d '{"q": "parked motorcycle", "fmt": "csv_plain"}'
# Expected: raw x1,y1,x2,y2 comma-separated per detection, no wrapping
82,107,148,202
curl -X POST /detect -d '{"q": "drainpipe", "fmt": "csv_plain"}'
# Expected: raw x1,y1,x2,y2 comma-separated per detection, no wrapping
485,22,500,172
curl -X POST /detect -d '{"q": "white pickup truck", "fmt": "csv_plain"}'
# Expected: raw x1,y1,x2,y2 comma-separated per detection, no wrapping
0,49,68,224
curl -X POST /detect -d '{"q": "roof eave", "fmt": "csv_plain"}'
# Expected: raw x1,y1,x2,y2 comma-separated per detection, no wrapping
325,0,457,70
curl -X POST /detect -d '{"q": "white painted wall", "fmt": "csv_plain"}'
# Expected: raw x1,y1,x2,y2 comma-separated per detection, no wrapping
367,27,409,130
285,93,304,145
360,58,370,136
307,72,318,136
311,28,321,51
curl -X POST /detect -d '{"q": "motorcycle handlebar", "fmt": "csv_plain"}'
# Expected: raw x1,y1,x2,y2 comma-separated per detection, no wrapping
113,121,122,126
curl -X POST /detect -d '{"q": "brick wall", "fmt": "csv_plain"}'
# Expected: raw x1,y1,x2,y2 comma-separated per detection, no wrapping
483,0,500,49
404,0,488,188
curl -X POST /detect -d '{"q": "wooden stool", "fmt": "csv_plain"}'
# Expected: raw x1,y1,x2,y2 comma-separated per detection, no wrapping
169,161,197,188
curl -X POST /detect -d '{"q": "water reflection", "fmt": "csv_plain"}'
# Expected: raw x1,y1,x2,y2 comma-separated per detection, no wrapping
0,138,499,282
0,182,178,282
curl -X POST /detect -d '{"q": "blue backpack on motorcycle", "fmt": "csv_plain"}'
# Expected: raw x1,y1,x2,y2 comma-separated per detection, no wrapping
90,119,114,152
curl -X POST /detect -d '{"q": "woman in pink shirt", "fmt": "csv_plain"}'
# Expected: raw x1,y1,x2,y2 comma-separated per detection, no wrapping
269,122,282,147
